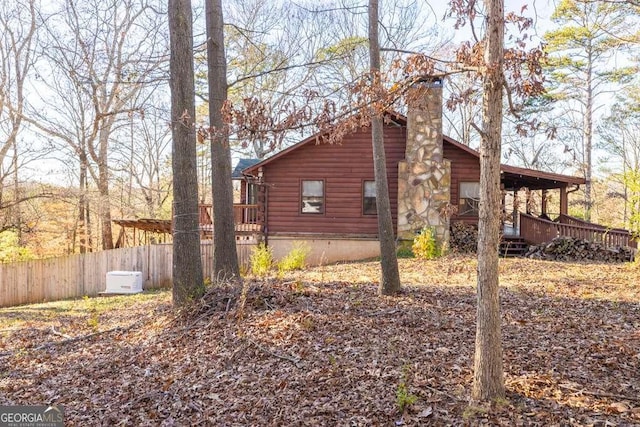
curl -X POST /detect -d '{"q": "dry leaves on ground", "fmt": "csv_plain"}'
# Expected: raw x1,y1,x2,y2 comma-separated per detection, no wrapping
0,256,638,426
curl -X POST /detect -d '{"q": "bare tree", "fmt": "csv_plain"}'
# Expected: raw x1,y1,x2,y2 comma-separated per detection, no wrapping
599,85,640,233
111,101,172,219
168,0,204,306
0,0,37,238
206,0,240,281
220,0,447,160
472,0,505,400
368,0,400,295
25,0,167,250
443,73,481,147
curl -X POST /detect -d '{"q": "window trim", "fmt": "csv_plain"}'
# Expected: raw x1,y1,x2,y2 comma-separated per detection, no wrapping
362,179,377,216
300,179,325,215
459,181,480,217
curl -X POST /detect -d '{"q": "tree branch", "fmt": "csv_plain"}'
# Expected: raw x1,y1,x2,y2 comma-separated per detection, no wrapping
503,80,522,120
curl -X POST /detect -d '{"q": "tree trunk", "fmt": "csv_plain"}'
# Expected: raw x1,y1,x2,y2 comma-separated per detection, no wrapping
472,0,505,401
368,0,401,296
206,0,240,282
98,125,114,250
0,0,35,242
168,0,204,306
12,141,22,245
584,49,593,221
76,150,90,254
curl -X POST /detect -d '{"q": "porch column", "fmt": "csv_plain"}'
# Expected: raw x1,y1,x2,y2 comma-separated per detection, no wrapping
258,185,267,226
560,185,568,215
512,189,518,225
541,189,548,216
500,184,506,224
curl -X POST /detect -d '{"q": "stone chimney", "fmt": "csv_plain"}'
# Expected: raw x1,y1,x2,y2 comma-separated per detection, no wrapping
397,77,451,247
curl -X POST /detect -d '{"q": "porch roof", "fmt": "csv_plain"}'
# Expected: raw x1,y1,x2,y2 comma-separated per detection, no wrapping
443,136,585,190
112,218,171,234
500,165,585,190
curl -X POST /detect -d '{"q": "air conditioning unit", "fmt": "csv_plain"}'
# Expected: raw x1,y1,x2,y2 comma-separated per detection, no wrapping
105,271,143,294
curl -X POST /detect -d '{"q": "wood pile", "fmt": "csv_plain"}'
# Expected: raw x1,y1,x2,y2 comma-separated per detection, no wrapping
450,222,478,253
524,236,636,263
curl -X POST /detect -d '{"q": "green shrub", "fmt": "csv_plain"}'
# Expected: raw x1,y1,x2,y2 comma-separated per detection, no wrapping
396,380,418,413
412,227,442,260
396,365,418,413
250,243,273,277
278,242,310,273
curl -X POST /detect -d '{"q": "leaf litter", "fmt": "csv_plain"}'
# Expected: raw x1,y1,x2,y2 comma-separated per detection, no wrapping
0,256,638,426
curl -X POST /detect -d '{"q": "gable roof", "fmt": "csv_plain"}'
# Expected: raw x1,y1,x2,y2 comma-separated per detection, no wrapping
232,158,260,179
242,112,407,176
243,117,585,190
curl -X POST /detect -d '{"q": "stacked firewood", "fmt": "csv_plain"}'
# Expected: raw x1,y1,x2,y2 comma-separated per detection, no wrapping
449,222,478,253
524,236,636,263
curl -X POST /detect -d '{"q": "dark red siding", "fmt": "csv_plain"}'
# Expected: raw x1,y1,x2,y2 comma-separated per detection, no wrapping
444,140,481,224
263,125,407,235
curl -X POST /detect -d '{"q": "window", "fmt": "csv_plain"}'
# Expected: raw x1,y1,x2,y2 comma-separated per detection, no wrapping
459,182,480,216
301,180,324,214
363,180,377,215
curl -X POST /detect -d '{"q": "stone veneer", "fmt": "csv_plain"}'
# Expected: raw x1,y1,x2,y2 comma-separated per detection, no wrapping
397,78,451,247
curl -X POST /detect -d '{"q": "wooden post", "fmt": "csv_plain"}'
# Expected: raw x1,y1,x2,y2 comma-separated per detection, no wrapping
500,183,506,220
560,185,568,216
512,190,518,226
541,189,548,216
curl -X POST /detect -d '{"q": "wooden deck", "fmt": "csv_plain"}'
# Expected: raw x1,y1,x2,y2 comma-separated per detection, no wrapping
199,204,263,236
113,204,264,248
520,213,637,249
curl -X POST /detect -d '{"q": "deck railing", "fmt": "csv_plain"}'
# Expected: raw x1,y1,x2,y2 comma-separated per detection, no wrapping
520,213,637,248
199,204,262,233
557,214,632,234
233,204,261,232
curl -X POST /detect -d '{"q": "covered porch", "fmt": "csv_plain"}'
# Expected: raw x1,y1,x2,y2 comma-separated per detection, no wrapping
500,164,584,236
499,165,636,250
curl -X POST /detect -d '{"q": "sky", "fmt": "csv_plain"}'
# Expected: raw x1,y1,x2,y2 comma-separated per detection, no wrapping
13,0,630,186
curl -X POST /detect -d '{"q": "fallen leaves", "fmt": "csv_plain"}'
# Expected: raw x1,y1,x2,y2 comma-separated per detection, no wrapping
0,256,638,425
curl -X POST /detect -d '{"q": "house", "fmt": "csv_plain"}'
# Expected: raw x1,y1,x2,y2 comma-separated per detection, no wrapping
232,158,260,203
114,77,634,261
237,77,618,264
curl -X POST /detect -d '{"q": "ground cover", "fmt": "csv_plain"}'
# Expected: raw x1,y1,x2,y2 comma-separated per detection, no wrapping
0,256,638,425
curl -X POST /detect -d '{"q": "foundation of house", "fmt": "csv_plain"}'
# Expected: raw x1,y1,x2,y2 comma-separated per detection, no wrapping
268,235,381,266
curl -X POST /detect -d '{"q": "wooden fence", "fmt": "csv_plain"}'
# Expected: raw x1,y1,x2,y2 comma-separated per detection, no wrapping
0,241,257,308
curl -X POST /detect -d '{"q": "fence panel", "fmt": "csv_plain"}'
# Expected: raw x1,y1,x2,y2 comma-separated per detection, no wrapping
0,241,257,308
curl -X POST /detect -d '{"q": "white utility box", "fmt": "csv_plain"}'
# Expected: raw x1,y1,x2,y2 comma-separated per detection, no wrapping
105,271,143,294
